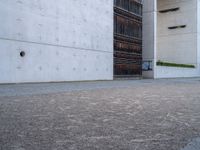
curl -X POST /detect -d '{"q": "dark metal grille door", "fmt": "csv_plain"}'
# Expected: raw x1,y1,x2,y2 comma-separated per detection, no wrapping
114,0,142,77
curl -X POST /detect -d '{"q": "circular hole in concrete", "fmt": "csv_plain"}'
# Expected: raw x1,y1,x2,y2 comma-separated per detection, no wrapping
20,51,25,57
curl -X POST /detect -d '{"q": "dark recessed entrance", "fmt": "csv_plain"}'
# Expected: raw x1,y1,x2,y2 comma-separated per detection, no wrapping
114,0,143,78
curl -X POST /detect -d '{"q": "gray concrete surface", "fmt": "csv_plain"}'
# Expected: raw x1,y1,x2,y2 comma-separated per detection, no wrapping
0,0,113,83
0,78,200,150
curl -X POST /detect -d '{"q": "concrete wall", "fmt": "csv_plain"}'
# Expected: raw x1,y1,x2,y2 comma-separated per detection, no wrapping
157,0,197,65
0,0,113,83
142,0,157,78
155,0,200,78
155,66,200,78
197,0,200,67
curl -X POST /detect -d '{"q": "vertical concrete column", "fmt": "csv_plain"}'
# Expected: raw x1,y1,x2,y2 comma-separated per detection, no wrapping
197,0,200,68
142,0,157,78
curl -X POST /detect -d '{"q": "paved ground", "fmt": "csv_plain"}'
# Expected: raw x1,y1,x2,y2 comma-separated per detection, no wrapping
0,78,200,150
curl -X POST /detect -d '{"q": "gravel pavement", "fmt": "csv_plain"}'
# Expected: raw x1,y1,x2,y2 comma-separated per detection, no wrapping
0,78,200,150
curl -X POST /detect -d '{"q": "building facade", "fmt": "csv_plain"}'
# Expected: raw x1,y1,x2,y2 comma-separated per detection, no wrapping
114,0,143,77
0,0,200,83
143,0,200,78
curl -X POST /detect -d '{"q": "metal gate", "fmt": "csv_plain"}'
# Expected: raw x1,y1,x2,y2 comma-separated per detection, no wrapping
114,0,143,77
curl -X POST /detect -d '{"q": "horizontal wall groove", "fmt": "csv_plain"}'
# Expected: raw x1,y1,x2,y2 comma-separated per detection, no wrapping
0,37,113,54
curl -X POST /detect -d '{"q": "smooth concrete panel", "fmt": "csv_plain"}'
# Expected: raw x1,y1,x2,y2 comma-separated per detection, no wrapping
0,40,113,83
0,0,113,53
157,33,197,64
157,0,197,36
157,0,197,65
0,0,113,83
155,66,200,78
197,0,200,66
157,0,196,6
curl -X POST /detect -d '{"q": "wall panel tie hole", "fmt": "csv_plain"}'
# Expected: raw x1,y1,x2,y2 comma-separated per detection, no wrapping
20,51,25,57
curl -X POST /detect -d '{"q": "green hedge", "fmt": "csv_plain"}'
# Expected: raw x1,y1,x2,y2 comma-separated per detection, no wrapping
157,61,195,68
